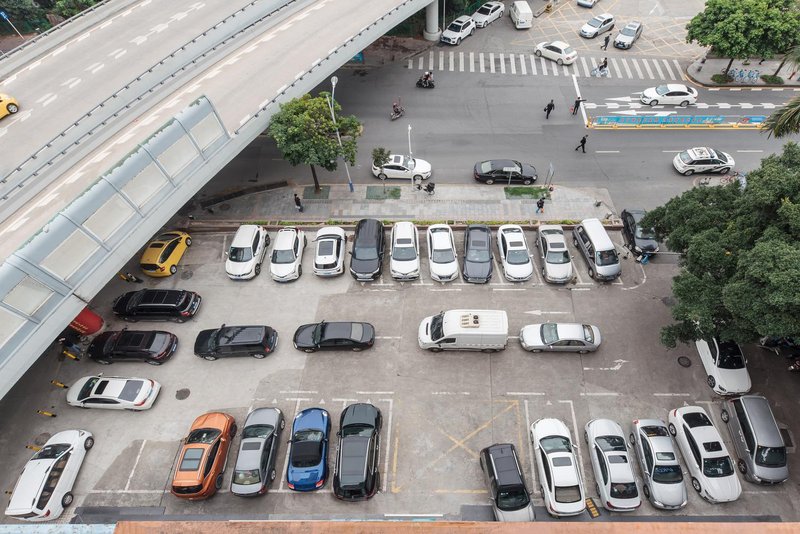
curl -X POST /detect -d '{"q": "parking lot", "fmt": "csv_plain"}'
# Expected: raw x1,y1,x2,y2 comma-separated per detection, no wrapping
1,226,797,523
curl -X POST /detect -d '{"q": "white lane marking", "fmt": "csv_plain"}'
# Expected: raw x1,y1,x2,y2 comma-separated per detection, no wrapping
35,93,54,104
432,391,471,395
77,32,91,42
596,150,620,153
470,52,475,73
519,53,526,75
653,393,691,397
736,150,764,153
479,52,485,73
449,51,454,72
610,58,622,78
279,390,317,394
125,440,148,491
580,56,590,77
279,396,306,490
583,359,628,371
620,58,632,78
100,19,113,29
356,391,395,395
580,392,620,396
42,95,57,107
239,115,251,126
560,400,586,483
507,392,546,396
661,59,676,79
489,52,496,74
540,56,548,75
573,74,587,125
524,399,538,496
52,45,67,57
530,54,537,75
500,53,507,74
384,514,445,518
381,398,394,493
132,35,147,45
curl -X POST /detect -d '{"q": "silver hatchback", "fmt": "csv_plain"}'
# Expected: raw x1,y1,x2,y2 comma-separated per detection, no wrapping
629,418,687,510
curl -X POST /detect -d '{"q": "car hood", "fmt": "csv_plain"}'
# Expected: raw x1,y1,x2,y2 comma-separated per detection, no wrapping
652,479,687,508
716,367,751,394
430,260,458,279
521,163,537,177
615,33,634,44
504,261,532,279
634,236,659,252
293,324,317,349
463,259,491,280
703,473,741,502
441,28,461,39
226,258,254,276
391,258,419,276
580,23,597,34
270,262,296,279
545,261,572,281
88,332,115,358
194,329,217,354
65,376,93,404
412,158,432,175
520,325,543,347
495,503,535,522
642,88,659,100
350,257,381,278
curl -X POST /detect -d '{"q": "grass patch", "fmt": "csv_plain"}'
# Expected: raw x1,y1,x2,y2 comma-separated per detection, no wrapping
366,186,401,200
302,186,330,199
504,186,550,199
711,73,731,84
761,74,784,84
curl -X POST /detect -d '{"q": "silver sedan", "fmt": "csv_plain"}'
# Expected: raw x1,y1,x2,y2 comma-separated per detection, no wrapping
519,323,601,353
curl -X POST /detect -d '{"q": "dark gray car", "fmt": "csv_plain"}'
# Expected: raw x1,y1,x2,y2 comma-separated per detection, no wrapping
349,219,385,281
231,408,285,496
621,209,659,254
462,225,493,283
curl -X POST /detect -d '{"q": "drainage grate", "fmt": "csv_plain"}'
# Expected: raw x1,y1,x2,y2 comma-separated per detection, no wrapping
175,388,190,400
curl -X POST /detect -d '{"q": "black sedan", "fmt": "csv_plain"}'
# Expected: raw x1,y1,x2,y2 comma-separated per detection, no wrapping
474,160,537,185
462,225,493,283
621,209,659,254
333,403,382,501
88,330,178,365
293,321,375,353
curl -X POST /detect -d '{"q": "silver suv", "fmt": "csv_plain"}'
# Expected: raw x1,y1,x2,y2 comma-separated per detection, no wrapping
479,443,535,521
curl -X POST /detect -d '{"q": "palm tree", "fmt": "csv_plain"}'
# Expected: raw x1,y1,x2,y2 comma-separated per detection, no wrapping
762,97,800,138
774,44,800,77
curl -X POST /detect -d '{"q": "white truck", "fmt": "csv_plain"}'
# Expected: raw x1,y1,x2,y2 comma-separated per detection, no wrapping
418,310,509,352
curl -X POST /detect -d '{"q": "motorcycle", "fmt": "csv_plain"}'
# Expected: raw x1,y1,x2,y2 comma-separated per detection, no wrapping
390,104,405,121
788,359,800,372
416,76,435,89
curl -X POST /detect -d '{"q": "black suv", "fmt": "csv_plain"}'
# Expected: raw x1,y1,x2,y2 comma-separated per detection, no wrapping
349,219,385,281
333,403,382,500
88,329,178,365
112,289,201,322
480,443,535,521
194,325,278,360
462,225,493,283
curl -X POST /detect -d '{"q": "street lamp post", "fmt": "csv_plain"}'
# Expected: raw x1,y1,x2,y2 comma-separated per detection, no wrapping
407,124,414,190
327,76,355,193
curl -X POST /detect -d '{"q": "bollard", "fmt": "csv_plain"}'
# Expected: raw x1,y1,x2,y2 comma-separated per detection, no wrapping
50,380,68,389
62,349,80,361
36,410,57,417
25,444,42,452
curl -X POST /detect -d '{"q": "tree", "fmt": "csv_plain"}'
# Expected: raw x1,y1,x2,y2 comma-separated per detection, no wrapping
371,147,391,173
686,0,800,75
762,97,800,138
1,0,46,29
267,93,361,193
53,0,96,19
773,44,800,77
643,143,800,348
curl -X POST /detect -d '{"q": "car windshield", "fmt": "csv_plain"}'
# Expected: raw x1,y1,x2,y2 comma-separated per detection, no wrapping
496,486,530,511
466,244,491,263
313,323,325,345
78,377,100,400
621,25,638,36
679,151,693,164
546,249,570,264
596,249,618,266
703,456,734,477
477,5,492,14
610,482,638,499
755,446,787,468
430,313,444,340
119,380,144,402
587,17,603,28
541,324,559,345
447,21,463,32
564,46,575,54
341,424,374,438
187,428,221,444
393,243,417,261
540,435,572,453
652,464,683,483
233,469,261,485
635,225,656,239
294,429,323,442
655,85,670,95
229,246,253,262
271,249,296,264
432,247,455,264
32,443,70,460
243,424,274,440
716,341,745,369
353,246,379,261
506,249,530,265
595,435,626,452
555,485,582,503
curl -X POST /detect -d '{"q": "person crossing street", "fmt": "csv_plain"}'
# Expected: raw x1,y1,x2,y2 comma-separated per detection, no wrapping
575,135,588,153
601,34,610,50
544,99,555,120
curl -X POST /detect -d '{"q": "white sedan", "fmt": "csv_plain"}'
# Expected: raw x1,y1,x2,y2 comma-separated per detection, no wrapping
66,375,161,410
472,1,504,27
497,225,533,282
694,337,751,395
270,227,306,282
668,406,741,503
534,41,577,65
520,323,601,353
537,225,573,283
312,226,346,277
390,221,420,280
531,418,586,517
426,224,459,282
585,419,640,512
640,84,698,107
372,154,432,181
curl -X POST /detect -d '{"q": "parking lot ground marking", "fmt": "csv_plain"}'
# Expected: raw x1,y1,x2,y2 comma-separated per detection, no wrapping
90,489,164,494
449,51,454,72
621,58,632,78
479,52,485,73
524,399,539,496
382,398,394,493
489,53,495,74
559,400,586,484
430,51,436,71
501,53,508,74
279,396,307,490
284,397,311,402
432,391,471,395
529,54,537,75
653,393,691,397
124,440,147,491
439,428,480,459
507,392,546,396
433,489,487,494
220,234,228,261
279,390,317,394
519,54,526,75
580,392,620,396
571,287,591,291
430,288,461,292
493,288,525,292
586,497,601,518
469,52,474,72
391,435,401,493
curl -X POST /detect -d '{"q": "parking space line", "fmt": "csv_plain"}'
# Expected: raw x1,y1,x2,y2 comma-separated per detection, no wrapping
430,288,461,291
559,400,586,485
391,435,400,493
124,440,147,491
523,399,539,496
622,261,647,291
280,390,317,394
285,397,311,402
382,398,394,493
493,288,525,291
580,392,620,396
653,393,691,397
279,397,306,490
507,391,545,396
440,428,480,458
357,390,395,394
90,489,163,494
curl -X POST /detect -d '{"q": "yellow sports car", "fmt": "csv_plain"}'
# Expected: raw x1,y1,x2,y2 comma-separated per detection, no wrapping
140,231,192,277
0,94,20,120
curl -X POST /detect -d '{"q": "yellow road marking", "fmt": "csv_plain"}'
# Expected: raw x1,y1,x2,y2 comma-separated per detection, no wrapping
391,435,400,493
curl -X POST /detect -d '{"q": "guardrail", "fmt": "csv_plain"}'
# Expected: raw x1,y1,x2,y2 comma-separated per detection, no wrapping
589,114,766,128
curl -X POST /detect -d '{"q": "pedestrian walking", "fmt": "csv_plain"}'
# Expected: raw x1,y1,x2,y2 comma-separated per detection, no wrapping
544,99,555,119
575,135,588,153
572,97,586,115
536,197,545,214
294,193,303,213
601,34,610,50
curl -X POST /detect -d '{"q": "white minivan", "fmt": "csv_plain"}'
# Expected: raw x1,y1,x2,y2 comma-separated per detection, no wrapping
509,1,533,29
418,309,508,352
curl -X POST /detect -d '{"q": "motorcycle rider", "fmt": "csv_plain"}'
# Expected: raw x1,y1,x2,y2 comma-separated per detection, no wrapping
392,101,402,115
421,71,433,87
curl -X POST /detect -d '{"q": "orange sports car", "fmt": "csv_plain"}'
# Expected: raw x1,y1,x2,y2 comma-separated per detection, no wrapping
171,412,236,500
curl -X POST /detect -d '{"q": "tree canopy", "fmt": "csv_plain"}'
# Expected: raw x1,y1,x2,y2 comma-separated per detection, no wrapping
267,92,361,192
643,143,800,347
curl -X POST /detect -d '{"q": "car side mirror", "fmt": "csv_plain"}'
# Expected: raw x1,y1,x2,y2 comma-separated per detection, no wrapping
224,251,229,257
336,431,341,437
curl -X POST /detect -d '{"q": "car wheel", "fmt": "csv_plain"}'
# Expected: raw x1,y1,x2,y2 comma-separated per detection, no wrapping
145,359,162,366
557,58,563,66
668,423,677,436
719,167,730,174
456,38,461,45
680,100,689,107
215,474,224,489
470,28,474,36
720,409,730,423
643,484,651,499
203,355,217,361
378,173,387,180
170,265,177,275
522,178,533,185
588,267,595,279
252,352,266,359
648,100,658,107
534,50,542,57
280,419,286,430
683,169,694,176
185,237,192,246
352,347,362,352
706,375,716,388
413,174,423,182
61,492,74,507
255,263,261,276
304,348,315,353
270,469,277,481
7,103,19,114
691,477,701,493
531,349,542,353
481,348,497,353
298,265,302,278
738,459,748,474
84,436,95,450
430,347,443,353
485,178,494,185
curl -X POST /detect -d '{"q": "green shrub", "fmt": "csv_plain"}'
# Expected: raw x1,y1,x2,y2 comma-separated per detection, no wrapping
711,73,731,84
760,74,784,84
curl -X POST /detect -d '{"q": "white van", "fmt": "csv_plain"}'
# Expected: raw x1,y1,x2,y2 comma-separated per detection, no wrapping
509,1,533,29
418,310,508,352
572,218,620,281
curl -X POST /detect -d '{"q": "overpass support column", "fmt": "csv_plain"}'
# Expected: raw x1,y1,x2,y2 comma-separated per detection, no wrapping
422,0,441,41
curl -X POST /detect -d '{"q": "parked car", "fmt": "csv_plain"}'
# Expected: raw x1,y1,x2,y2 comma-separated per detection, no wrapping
287,408,331,491
171,412,237,500
640,84,697,107
694,337,751,395
390,221,420,280
426,224,459,282
462,225,493,283
668,406,741,503
440,15,476,45
629,418,687,510
225,225,270,280
270,227,305,282
112,288,201,323
585,419,640,512
4,430,93,521
194,325,278,360
0,93,20,120
531,418,586,517
87,330,177,365
614,21,643,49
231,408,285,496
474,159,537,185
534,41,578,65
536,225,573,283
472,1,504,27
313,226,346,277
497,225,533,282
293,321,375,353
621,209,659,254
333,403,382,500
579,13,615,38
672,147,734,176
479,443,535,521
577,0,599,6
66,375,161,410
350,219,385,281
139,231,191,277
372,154,432,181
520,323,601,353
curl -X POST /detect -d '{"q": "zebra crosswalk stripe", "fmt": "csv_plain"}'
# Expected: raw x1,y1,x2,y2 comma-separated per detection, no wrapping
439,51,445,71
429,51,435,71
672,60,683,80
540,56,548,75
529,55,537,75
448,51,454,72
641,59,654,79
520,54,527,75
460,52,465,72
489,52,496,73
661,59,675,79
469,52,475,73
631,58,643,78
580,56,590,77
479,52,485,73
610,58,622,78
621,58,632,78
501,53,507,74
652,59,665,80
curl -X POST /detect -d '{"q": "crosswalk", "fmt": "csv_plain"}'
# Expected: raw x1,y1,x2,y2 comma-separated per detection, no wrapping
408,51,685,82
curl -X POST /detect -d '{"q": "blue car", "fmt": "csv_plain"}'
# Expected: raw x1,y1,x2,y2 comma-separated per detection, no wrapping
286,408,330,491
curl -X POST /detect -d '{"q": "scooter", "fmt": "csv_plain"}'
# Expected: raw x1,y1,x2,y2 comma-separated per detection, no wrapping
788,359,800,372
390,102,405,121
416,76,435,89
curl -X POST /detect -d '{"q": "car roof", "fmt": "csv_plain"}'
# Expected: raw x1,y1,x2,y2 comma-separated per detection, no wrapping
231,225,259,247
354,219,383,245
535,418,569,438
115,330,157,349
555,323,587,340
429,226,453,247
393,222,416,241
215,325,267,345
274,228,298,248
550,41,570,48
625,21,642,29
453,15,473,23
487,444,524,486
236,439,266,470
135,288,185,306
666,83,690,91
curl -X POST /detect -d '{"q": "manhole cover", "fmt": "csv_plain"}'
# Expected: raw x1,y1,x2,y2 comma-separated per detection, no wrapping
678,356,692,368
180,270,193,280
175,388,190,400
220,203,231,211
33,433,52,446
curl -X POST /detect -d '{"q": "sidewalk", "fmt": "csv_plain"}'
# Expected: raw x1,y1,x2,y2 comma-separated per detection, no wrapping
184,182,618,227
686,57,799,87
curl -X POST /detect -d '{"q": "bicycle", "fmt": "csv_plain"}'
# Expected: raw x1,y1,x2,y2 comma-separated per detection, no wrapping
591,66,609,78
748,69,760,82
